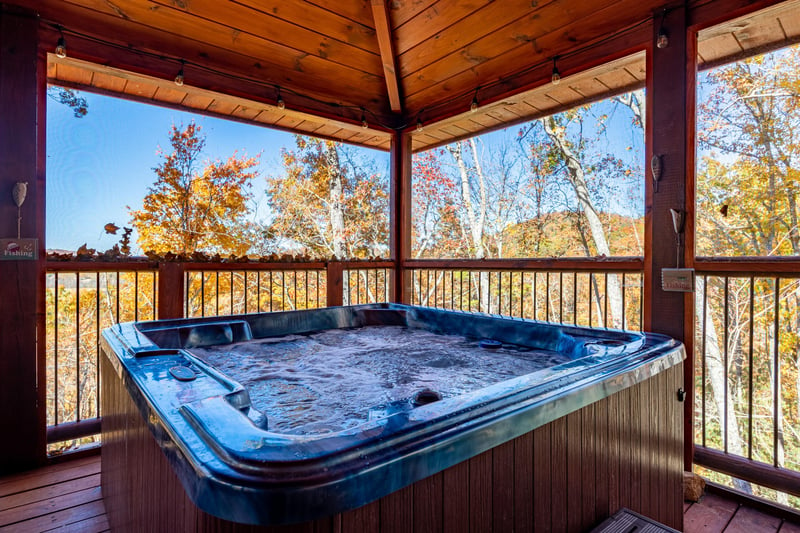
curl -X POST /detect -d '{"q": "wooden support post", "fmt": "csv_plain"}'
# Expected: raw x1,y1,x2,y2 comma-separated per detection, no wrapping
157,262,185,319
390,131,412,303
0,7,46,472
327,262,344,307
645,4,694,471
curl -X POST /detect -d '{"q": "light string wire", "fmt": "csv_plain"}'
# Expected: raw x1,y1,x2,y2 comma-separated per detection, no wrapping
43,11,658,132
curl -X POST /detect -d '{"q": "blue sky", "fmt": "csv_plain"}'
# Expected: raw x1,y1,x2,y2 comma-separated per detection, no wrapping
47,88,643,255
46,90,390,253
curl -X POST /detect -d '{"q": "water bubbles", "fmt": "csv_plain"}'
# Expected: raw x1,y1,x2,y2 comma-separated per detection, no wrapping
190,326,570,435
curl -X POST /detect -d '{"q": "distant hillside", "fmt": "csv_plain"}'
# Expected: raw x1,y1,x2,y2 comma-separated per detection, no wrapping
500,211,644,258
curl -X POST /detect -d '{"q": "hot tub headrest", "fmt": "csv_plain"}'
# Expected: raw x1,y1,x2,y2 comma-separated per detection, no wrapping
142,321,253,349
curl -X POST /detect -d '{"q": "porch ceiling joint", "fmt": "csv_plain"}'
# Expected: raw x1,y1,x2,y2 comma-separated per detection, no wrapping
370,0,402,113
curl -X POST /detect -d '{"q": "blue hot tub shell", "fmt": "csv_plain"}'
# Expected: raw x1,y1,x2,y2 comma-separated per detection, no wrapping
100,303,684,526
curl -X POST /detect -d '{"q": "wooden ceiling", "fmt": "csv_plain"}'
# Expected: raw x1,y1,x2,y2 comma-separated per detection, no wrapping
697,0,800,69
6,0,800,152
48,55,394,150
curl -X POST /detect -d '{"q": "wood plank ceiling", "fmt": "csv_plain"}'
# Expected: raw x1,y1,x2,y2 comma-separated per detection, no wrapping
5,0,800,152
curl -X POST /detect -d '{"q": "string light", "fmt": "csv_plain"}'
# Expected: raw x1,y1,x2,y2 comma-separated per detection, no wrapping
174,60,185,86
276,87,285,110
470,89,479,113
551,57,561,85
44,13,655,133
656,9,669,49
361,108,368,129
55,27,67,59
416,117,424,132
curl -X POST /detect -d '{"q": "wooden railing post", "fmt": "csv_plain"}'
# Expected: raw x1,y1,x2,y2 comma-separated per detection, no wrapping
158,262,185,319
326,262,343,307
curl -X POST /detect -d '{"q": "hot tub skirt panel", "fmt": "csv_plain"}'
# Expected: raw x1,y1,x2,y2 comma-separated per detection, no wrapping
101,353,683,532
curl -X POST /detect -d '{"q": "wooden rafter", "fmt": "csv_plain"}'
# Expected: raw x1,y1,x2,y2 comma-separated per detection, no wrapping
370,0,402,113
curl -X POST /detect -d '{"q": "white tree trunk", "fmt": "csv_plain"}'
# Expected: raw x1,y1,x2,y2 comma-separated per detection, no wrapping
447,141,485,259
541,116,624,328
323,143,347,259
696,277,752,493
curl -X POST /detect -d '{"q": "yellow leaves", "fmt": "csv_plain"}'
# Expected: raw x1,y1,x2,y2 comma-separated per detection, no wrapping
129,121,260,256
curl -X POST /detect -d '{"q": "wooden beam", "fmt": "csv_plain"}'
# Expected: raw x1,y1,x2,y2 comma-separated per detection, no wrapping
0,6,46,473
644,4,691,471
371,0,402,113
390,131,412,303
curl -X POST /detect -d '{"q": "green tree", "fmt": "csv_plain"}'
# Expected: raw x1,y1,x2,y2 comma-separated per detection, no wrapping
129,122,260,255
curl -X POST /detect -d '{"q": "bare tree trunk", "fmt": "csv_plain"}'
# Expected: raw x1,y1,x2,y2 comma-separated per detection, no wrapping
446,141,485,259
323,143,347,259
616,89,645,129
468,138,488,251
542,116,624,328
447,141,491,313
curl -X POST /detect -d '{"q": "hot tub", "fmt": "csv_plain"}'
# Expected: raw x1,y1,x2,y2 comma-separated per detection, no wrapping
100,303,685,532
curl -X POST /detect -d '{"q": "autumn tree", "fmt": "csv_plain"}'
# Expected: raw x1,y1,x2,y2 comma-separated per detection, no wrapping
129,122,260,256
513,99,643,327
262,136,388,260
412,150,467,258
696,45,800,497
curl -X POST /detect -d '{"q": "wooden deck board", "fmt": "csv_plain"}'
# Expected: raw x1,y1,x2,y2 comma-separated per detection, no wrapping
0,455,108,533
685,493,739,532
1,453,799,532
684,492,800,533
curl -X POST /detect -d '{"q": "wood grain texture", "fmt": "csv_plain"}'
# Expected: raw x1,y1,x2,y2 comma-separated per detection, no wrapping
0,8,46,475
390,132,413,303
2,0,794,156
101,350,683,532
370,0,402,112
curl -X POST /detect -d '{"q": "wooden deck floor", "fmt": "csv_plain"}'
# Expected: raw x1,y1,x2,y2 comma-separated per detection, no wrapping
0,455,107,532
0,454,798,532
685,494,800,533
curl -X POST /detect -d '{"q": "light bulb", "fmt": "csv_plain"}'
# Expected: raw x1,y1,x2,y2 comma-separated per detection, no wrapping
55,36,67,59
416,119,423,132
551,57,561,85
174,61,185,86
656,31,669,49
470,96,479,113
362,118,368,129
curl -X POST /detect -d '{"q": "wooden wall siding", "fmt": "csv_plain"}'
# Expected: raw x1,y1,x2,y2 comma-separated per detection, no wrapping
409,51,646,152
102,352,684,532
47,55,393,151
696,0,800,69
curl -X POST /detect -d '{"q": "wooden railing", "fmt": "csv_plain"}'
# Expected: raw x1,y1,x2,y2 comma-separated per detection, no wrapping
45,264,157,450
404,258,644,330
692,260,800,506
45,257,644,453
44,260,392,452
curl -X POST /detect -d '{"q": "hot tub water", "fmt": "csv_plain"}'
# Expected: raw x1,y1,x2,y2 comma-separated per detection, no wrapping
188,325,571,434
